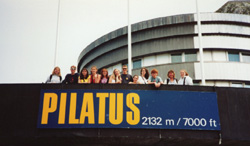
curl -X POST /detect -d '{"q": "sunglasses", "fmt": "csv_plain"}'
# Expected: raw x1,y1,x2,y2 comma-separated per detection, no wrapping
71,68,76,70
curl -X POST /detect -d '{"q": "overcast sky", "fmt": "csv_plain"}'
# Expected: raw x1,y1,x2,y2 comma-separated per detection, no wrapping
0,0,228,83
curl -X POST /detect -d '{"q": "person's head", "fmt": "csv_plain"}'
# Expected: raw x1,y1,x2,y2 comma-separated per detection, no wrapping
151,69,158,78
70,65,76,75
133,75,139,83
81,68,89,79
91,66,98,74
167,70,175,79
113,69,120,77
180,69,188,78
52,67,61,76
140,68,149,79
122,65,128,74
101,68,108,78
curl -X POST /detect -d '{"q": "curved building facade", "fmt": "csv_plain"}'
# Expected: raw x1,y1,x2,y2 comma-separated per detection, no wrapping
78,13,250,87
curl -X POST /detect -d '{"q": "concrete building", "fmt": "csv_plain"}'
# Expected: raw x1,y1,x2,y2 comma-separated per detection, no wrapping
77,13,250,87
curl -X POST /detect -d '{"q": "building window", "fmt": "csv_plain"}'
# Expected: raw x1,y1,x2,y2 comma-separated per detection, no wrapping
193,80,200,86
231,82,243,88
185,52,197,62
143,56,155,67
244,83,250,88
133,59,141,69
171,54,182,63
228,52,240,62
242,53,250,63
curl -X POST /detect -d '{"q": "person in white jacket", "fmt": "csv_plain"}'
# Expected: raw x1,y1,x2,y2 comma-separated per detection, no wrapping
177,70,193,85
46,66,62,83
138,68,149,84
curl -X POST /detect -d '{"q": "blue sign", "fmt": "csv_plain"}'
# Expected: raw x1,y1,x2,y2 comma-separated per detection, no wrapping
38,89,221,130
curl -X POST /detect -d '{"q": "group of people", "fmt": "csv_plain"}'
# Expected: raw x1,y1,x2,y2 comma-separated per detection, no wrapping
46,65,193,88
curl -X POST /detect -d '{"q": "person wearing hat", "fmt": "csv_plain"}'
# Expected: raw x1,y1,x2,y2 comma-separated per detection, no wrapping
62,65,79,84
121,65,133,84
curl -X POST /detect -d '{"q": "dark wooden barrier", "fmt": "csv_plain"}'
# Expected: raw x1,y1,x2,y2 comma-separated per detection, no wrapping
0,84,249,146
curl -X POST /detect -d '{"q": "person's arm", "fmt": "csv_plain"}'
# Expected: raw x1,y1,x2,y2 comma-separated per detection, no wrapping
147,76,154,84
108,75,113,83
148,82,154,84
159,77,164,84
153,77,162,88
120,74,123,84
116,75,122,84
